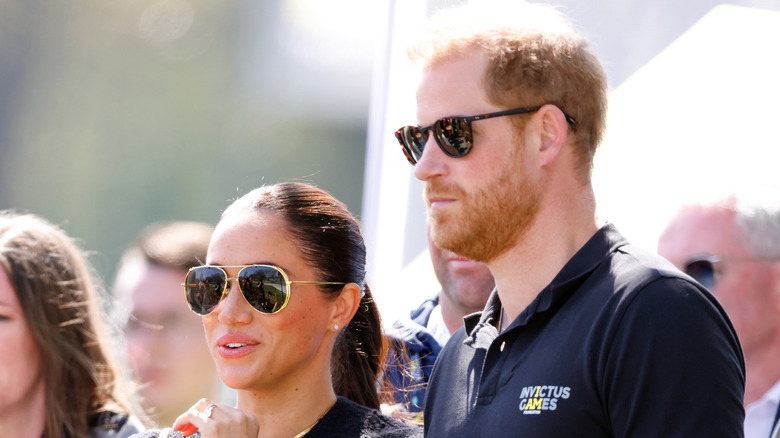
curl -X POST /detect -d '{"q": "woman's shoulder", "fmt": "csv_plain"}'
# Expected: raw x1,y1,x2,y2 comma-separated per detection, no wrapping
311,397,423,438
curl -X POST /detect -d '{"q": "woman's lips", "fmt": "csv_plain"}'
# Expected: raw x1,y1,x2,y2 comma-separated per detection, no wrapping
216,333,259,359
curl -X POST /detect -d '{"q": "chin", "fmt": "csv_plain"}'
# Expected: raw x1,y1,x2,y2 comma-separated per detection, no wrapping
216,366,254,391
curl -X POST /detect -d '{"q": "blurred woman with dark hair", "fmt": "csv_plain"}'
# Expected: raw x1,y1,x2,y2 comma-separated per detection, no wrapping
0,211,144,438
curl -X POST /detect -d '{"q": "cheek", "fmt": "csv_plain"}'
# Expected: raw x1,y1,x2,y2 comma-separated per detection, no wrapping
285,300,330,345
717,269,769,312
14,326,42,381
202,315,218,340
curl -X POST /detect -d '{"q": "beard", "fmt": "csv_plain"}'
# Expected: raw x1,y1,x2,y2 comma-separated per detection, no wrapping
426,150,542,263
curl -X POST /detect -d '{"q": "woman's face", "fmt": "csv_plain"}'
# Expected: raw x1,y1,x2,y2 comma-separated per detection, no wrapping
203,211,338,393
0,267,44,419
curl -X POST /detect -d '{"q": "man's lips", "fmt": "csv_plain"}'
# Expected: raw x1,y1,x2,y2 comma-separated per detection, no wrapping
426,195,456,208
424,181,461,206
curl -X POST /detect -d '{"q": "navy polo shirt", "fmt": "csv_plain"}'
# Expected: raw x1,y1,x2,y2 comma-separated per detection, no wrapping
424,224,745,437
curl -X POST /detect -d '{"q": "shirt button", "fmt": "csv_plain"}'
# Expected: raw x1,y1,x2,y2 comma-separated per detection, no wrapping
500,341,506,352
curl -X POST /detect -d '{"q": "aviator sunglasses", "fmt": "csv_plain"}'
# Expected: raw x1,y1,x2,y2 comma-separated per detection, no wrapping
395,106,577,165
183,264,345,316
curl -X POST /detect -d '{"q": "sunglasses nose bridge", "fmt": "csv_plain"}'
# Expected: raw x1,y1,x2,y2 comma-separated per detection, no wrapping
215,277,251,316
414,126,447,164
223,277,240,297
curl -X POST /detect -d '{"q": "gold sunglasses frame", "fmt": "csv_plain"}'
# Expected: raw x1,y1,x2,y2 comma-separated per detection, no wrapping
182,264,345,315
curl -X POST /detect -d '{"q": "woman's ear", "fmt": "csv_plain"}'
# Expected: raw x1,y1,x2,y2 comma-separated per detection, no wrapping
330,283,362,330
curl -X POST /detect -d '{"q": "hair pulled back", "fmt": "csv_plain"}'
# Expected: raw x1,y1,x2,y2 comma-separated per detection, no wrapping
221,183,385,409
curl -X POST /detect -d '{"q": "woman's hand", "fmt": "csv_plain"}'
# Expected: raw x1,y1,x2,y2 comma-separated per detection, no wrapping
173,398,259,438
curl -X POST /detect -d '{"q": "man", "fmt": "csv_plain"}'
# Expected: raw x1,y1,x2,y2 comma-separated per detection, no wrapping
392,1,745,436
114,221,227,427
658,186,780,438
386,224,495,412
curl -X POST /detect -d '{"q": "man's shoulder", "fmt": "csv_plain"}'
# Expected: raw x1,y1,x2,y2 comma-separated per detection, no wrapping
603,243,714,304
610,243,685,283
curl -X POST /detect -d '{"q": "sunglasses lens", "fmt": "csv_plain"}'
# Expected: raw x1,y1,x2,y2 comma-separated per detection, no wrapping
239,266,289,314
684,259,716,290
396,126,426,165
434,117,472,157
185,267,226,315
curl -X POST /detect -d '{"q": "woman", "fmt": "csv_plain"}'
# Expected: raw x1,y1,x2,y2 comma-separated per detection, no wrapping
0,211,144,437
138,183,421,437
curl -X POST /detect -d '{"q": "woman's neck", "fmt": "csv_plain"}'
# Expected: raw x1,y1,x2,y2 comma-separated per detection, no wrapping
0,378,45,438
237,378,338,438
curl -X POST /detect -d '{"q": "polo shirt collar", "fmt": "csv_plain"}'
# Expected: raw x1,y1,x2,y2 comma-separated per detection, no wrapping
463,223,628,343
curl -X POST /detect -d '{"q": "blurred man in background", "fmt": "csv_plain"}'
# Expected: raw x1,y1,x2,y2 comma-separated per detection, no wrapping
658,185,780,438
114,221,227,428
386,223,495,413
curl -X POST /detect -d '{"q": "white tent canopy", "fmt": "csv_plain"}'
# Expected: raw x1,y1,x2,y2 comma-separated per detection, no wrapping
593,5,780,251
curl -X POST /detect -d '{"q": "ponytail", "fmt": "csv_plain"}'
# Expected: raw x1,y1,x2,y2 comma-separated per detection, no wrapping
331,284,386,409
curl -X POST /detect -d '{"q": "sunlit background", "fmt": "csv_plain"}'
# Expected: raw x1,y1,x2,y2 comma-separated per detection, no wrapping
0,0,383,282
2,0,780,325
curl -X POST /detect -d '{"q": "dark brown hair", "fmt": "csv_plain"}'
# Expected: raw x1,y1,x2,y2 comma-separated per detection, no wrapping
0,211,132,438
221,182,386,409
121,221,213,271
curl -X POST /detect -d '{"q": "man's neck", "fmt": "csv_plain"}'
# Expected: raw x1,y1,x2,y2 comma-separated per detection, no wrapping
489,186,599,325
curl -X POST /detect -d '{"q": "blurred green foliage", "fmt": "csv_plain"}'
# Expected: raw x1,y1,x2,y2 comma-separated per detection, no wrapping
0,0,371,285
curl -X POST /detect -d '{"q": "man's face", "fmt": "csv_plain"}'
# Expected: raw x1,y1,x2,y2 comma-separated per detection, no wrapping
658,206,778,357
413,48,542,263
120,260,218,423
428,228,495,314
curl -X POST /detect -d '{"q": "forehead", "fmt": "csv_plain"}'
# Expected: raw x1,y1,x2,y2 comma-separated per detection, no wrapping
416,48,493,123
126,262,189,312
207,210,297,265
658,207,742,261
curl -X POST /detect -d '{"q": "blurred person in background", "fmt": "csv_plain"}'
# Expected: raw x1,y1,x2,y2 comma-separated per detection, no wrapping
658,184,780,438
385,222,494,413
0,211,143,437
113,221,228,428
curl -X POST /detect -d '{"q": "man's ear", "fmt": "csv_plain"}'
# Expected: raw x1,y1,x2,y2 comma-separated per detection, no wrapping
535,104,570,166
330,283,362,330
